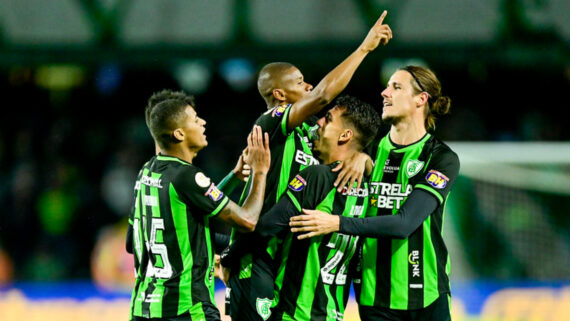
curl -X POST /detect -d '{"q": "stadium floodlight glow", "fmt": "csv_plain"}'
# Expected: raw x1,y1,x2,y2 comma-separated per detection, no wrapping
35,65,85,90
219,58,255,92
173,60,212,95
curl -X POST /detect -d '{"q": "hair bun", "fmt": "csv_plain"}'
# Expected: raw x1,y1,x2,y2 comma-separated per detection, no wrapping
432,95,451,115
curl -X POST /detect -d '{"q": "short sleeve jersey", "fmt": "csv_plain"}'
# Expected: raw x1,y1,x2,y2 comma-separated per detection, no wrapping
273,164,368,321
358,133,460,310
129,155,229,319
232,104,319,275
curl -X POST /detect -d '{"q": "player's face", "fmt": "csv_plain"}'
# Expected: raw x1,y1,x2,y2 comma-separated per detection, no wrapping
281,67,313,103
381,70,418,125
313,106,345,157
181,105,208,150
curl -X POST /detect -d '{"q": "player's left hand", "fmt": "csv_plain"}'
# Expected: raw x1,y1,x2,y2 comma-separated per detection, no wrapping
360,10,393,52
332,152,371,192
290,209,340,240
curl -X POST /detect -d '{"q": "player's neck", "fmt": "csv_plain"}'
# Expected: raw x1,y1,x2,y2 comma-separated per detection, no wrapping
323,146,355,165
159,147,197,164
389,118,426,146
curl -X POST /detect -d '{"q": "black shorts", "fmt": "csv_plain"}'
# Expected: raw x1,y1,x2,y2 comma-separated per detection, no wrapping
132,302,221,321
227,267,276,321
358,293,451,321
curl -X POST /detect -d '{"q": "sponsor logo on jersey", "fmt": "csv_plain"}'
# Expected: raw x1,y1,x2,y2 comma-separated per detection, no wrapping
408,250,421,278
256,298,273,320
341,186,369,197
141,175,163,188
383,159,400,173
297,132,314,150
406,160,425,178
288,174,306,192
205,183,224,201
272,104,290,117
143,195,158,207
294,150,319,166
141,293,162,303
350,205,365,217
195,172,211,188
369,182,412,209
425,170,449,189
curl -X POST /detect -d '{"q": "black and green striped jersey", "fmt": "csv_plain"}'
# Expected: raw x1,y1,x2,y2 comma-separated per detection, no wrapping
358,132,459,310
274,164,368,321
128,154,229,319
232,104,319,277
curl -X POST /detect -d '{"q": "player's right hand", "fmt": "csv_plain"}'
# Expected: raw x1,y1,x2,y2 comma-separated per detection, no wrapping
233,148,251,182
244,125,270,175
360,10,393,52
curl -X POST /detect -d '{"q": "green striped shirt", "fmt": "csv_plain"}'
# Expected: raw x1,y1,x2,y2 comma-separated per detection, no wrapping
359,133,459,310
128,155,229,319
274,164,368,320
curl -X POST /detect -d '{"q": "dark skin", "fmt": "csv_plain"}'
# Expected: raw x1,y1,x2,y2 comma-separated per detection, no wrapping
250,10,392,192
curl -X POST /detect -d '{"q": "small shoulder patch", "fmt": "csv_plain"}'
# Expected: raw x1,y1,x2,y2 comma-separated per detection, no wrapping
272,104,291,117
205,183,224,201
425,170,449,189
195,172,211,188
288,174,307,192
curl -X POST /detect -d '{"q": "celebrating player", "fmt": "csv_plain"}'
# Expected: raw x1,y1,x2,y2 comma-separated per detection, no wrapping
127,97,270,321
290,66,460,321
225,10,393,321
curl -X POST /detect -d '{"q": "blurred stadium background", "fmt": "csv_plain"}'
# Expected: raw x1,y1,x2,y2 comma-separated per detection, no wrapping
0,0,569,320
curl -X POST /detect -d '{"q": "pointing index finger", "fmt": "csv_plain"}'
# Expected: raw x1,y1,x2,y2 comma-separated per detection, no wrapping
376,10,387,25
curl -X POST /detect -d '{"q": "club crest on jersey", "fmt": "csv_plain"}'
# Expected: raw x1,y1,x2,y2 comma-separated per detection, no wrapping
406,160,424,178
256,297,272,320
288,174,306,192
425,170,449,189
272,104,291,117
205,183,224,201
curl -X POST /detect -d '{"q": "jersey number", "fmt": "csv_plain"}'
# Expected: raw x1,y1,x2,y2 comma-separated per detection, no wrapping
134,217,173,279
320,233,359,285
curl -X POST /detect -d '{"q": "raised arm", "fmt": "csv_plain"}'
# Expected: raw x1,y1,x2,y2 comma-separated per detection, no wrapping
287,10,393,130
215,125,271,232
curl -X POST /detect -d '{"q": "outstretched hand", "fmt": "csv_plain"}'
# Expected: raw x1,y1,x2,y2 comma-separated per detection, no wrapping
290,209,340,240
360,10,393,52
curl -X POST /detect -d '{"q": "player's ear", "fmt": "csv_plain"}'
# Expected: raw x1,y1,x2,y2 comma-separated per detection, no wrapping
273,89,286,102
338,129,353,145
416,92,429,107
172,128,185,142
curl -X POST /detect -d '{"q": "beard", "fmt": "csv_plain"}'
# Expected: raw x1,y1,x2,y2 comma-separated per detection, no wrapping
382,114,403,126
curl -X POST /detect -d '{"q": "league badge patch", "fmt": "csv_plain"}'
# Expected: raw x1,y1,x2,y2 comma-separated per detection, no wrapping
425,170,449,189
272,104,291,117
205,183,224,201
195,172,211,188
288,174,306,192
